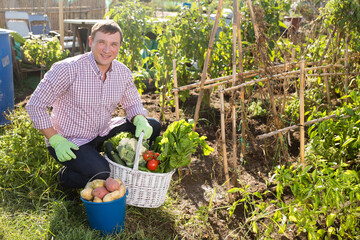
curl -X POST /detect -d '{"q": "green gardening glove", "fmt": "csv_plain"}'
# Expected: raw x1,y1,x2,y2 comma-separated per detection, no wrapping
133,115,153,139
49,134,79,162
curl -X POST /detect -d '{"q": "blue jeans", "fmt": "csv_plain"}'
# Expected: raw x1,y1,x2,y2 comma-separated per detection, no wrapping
48,117,161,189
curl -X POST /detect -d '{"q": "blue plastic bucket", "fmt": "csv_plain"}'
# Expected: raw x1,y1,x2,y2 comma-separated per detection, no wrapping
0,30,14,126
81,190,128,235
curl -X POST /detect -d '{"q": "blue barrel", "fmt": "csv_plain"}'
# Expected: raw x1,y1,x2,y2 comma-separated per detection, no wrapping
0,30,14,126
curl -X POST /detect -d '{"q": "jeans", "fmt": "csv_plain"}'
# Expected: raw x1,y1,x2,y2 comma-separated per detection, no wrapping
48,117,161,189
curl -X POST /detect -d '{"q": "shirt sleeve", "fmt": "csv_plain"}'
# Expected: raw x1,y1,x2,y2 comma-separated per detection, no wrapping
120,72,147,121
25,62,71,130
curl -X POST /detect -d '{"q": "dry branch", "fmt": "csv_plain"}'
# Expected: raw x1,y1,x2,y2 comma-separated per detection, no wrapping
193,0,224,131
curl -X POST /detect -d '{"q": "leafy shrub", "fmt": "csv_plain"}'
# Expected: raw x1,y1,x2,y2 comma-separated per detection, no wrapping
22,37,69,70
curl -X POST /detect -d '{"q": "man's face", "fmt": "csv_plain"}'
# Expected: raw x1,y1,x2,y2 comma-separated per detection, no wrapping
89,31,121,72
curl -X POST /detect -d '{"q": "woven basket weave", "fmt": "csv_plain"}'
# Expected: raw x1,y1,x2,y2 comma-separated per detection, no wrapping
105,132,175,208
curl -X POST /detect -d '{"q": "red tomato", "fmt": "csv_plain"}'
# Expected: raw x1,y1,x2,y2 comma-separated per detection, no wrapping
147,159,159,171
142,153,151,161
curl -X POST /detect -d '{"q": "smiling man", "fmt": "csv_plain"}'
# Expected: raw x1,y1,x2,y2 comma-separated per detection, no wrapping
26,20,161,192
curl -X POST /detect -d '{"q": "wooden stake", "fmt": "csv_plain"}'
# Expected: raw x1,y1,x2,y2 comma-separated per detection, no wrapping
344,31,349,100
236,6,246,161
299,61,306,165
256,114,350,140
193,0,224,131
230,0,238,187
246,0,259,40
220,86,232,201
59,0,64,49
172,63,343,93
324,68,331,104
319,26,336,65
173,59,180,120
173,59,183,177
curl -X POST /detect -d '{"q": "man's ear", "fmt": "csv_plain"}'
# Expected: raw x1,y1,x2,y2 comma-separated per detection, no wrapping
88,36,92,47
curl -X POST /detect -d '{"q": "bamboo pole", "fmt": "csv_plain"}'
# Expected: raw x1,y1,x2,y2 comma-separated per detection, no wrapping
246,0,259,40
280,55,289,115
59,0,64,49
256,114,350,140
173,63,343,93
344,31,349,100
173,59,183,177
220,85,232,201
307,72,359,77
230,0,238,187
299,61,306,165
319,26,336,65
173,59,180,121
193,0,224,131
324,68,331,104
236,6,246,161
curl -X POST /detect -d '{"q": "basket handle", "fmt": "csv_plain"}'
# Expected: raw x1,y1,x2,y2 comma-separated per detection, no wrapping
133,131,145,171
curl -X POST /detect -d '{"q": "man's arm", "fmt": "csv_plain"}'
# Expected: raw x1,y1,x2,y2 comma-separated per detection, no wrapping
40,127,58,140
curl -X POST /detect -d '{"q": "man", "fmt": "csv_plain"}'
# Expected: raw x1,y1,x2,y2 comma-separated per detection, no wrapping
26,20,161,190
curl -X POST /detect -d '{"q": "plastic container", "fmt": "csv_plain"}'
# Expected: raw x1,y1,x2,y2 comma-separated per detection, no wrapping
0,30,14,126
81,190,128,235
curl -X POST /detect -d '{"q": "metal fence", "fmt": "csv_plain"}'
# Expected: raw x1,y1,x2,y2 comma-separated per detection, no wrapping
1,0,106,35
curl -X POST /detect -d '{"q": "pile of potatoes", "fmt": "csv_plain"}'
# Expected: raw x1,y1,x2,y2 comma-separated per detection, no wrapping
80,177,126,203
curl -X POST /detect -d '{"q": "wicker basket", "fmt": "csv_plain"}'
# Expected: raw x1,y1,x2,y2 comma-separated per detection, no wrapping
105,132,175,208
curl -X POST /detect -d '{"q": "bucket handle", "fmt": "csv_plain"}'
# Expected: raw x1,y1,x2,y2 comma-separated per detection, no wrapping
87,171,111,184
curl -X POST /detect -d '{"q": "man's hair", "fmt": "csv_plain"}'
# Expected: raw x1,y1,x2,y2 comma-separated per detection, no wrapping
91,20,123,44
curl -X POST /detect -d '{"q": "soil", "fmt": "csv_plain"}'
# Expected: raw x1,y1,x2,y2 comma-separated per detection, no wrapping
14,72,300,239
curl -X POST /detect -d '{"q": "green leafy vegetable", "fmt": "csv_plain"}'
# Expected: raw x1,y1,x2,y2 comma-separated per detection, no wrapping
157,119,214,173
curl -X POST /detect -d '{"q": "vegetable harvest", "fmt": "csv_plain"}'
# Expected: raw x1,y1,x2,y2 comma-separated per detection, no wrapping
156,119,214,173
103,119,214,173
80,177,126,203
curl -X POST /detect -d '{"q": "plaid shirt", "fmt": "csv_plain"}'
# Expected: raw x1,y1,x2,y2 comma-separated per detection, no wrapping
26,52,147,146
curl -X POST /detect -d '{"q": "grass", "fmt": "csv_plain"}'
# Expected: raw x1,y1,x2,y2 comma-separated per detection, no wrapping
0,107,217,239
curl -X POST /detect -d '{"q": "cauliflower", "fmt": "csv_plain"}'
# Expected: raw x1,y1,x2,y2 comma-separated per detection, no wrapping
118,138,147,153
117,137,148,167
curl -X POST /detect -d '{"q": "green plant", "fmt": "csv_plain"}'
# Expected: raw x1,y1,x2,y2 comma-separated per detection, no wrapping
248,100,267,117
108,1,152,71
228,85,360,239
0,107,60,208
228,161,360,239
22,37,69,70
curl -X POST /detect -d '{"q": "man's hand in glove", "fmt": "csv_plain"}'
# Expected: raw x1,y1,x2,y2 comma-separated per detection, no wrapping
133,115,153,139
49,134,79,162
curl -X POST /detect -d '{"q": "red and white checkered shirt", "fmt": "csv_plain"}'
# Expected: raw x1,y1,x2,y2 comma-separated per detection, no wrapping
26,52,147,146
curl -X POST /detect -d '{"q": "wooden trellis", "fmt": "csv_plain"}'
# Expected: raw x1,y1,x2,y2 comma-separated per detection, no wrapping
171,0,359,198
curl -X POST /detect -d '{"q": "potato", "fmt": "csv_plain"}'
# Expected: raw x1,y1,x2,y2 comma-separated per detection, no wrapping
102,192,115,202
112,190,122,199
84,181,93,189
92,186,109,199
105,177,120,192
92,179,105,188
114,178,123,186
80,188,93,201
119,184,126,198
93,197,102,203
